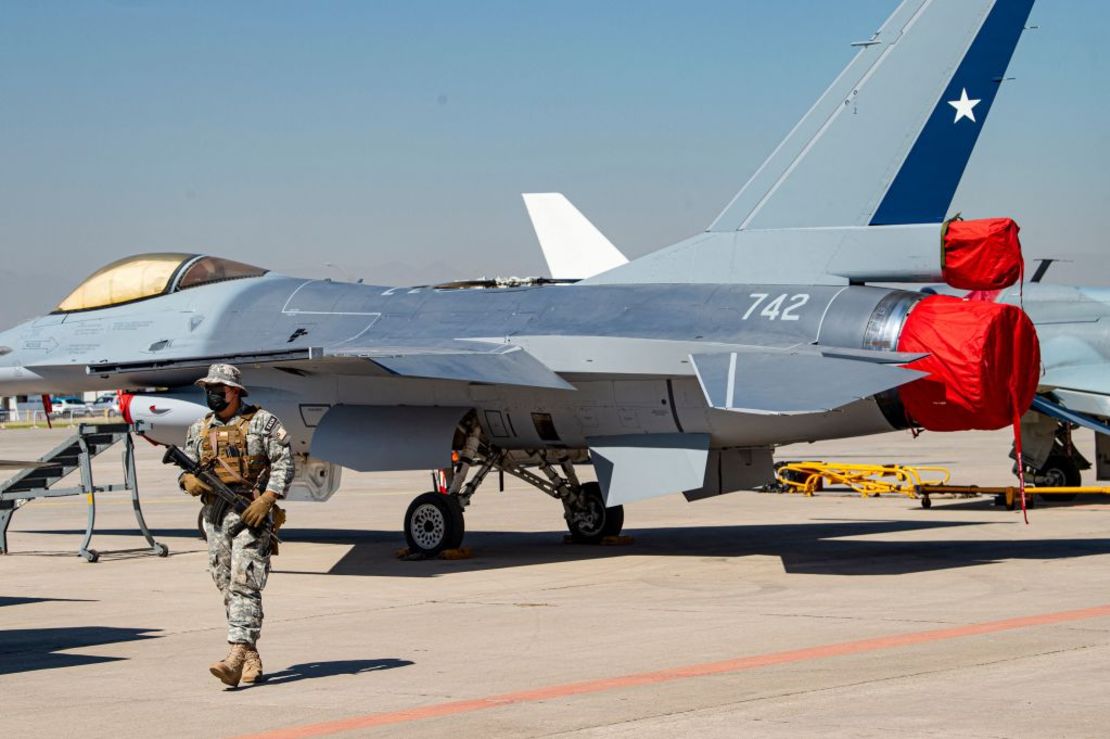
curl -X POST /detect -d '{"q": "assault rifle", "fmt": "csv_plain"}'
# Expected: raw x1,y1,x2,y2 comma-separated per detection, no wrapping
162,444,281,543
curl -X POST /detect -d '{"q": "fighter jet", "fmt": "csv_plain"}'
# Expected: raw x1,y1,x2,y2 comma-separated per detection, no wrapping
964,282,1110,489
525,198,1110,492
0,0,1040,554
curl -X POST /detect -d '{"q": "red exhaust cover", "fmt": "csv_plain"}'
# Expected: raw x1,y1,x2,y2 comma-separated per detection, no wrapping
897,295,1039,431
941,217,1023,290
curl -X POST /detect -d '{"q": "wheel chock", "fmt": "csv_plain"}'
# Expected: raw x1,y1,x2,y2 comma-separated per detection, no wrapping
394,546,473,561
438,546,472,560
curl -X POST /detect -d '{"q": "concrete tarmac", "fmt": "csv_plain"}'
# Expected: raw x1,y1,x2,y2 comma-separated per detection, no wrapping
2,426,1110,738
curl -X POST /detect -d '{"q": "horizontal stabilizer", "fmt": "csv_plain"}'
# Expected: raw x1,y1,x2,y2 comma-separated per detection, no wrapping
817,346,929,364
588,433,710,505
690,351,926,415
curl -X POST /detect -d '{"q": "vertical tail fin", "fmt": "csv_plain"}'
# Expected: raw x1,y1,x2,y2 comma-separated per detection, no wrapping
522,193,629,279
709,0,1035,232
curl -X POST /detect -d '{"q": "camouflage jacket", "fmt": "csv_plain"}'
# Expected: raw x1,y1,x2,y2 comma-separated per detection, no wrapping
183,404,294,498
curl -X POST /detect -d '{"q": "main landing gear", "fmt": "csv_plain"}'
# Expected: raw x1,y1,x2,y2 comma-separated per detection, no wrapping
1015,418,1089,503
401,422,624,556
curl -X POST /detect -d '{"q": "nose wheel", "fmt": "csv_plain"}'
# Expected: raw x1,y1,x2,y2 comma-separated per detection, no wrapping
404,492,465,556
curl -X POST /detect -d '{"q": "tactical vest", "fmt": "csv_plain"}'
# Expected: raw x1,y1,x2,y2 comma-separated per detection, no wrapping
198,407,270,493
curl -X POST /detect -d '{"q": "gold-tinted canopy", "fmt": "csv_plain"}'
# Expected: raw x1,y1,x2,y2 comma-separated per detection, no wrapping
54,253,267,313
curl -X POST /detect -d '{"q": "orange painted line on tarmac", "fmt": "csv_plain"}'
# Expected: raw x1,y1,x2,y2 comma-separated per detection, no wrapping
242,604,1110,739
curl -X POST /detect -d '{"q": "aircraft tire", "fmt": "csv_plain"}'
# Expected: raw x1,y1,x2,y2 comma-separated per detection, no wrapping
404,492,465,556
566,482,624,543
1036,455,1080,502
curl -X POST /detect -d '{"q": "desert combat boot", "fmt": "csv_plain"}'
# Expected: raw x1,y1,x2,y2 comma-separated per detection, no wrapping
241,647,263,683
209,643,249,687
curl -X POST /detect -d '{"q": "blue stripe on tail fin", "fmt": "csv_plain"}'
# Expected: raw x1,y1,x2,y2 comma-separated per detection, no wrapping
708,0,1035,233
871,0,1035,225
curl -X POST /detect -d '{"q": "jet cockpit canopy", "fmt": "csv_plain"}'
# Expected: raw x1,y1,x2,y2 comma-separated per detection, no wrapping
54,253,268,313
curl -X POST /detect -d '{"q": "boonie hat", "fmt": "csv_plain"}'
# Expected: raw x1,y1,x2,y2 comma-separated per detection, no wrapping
195,363,249,396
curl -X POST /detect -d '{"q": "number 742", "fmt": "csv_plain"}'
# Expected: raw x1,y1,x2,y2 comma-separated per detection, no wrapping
741,293,810,321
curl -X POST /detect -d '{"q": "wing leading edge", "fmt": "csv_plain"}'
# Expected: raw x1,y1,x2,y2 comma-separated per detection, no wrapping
87,341,575,391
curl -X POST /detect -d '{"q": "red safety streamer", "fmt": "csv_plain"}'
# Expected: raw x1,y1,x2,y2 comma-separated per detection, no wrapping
1013,406,1028,524
1015,261,1028,523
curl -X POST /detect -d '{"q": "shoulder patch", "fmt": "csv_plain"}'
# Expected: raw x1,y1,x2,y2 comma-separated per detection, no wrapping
264,415,278,433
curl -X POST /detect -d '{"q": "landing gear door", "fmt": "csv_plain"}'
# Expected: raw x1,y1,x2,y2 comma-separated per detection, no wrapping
286,455,343,502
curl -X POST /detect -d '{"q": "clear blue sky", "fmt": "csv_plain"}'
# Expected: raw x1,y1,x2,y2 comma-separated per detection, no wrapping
1,1,1107,321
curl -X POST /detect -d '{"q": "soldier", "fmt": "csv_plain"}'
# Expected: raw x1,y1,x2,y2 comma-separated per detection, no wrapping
178,363,294,687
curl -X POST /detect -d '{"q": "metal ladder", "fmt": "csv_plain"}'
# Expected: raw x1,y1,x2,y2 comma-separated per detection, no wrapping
0,422,169,562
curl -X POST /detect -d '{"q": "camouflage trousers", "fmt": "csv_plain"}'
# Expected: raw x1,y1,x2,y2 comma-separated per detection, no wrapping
202,505,271,646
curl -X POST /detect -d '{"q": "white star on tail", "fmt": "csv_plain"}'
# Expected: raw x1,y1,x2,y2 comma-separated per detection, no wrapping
948,88,981,123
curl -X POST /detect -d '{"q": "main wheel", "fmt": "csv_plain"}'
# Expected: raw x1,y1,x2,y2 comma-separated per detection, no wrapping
1037,455,1081,502
565,482,624,543
404,492,465,556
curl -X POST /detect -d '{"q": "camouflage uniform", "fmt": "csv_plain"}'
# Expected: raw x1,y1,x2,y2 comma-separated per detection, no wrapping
184,404,294,646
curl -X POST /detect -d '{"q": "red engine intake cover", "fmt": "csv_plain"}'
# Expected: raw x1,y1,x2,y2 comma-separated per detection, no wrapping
941,217,1023,290
897,295,1039,431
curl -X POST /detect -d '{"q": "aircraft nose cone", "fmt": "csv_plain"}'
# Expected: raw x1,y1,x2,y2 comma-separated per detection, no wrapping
896,295,1040,431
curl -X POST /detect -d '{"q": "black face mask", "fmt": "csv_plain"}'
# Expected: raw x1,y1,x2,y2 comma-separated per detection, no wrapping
206,387,230,412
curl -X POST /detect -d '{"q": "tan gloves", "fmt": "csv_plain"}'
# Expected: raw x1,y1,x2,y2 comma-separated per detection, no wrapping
241,491,278,527
180,473,212,497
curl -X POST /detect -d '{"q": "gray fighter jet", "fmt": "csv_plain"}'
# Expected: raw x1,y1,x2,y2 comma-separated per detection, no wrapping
0,0,1039,554
966,282,1110,489
526,202,1110,492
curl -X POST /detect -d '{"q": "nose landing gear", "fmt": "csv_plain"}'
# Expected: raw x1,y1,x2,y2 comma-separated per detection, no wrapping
404,491,465,556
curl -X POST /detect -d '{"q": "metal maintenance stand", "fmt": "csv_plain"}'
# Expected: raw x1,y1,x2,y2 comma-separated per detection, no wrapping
0,422,168,562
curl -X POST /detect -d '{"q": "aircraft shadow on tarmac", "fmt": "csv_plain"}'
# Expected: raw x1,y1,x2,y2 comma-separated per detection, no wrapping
27,519,1110,578
258,658,414,686
0,626,161,675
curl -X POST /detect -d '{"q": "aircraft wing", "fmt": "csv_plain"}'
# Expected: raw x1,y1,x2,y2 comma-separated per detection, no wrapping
87,340,576,391
325,343,575,390
689,351,927,415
